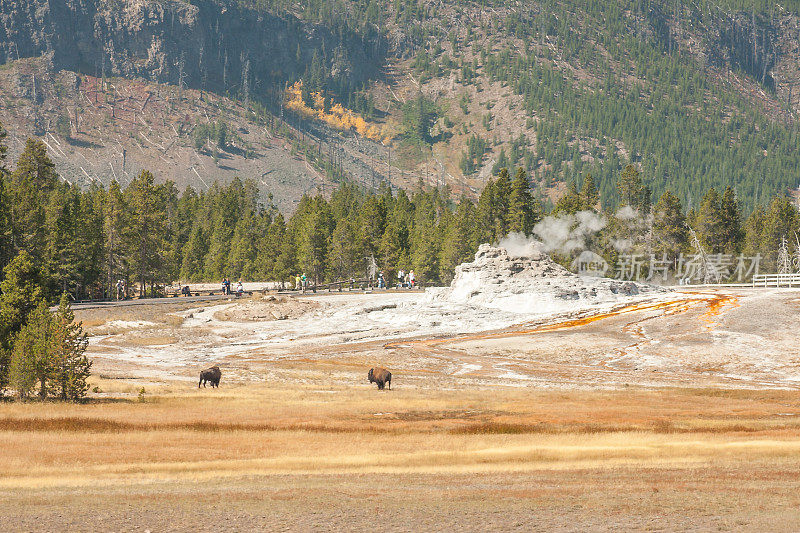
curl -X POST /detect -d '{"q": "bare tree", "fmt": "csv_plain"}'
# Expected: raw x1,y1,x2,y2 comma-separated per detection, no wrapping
223,51,228,90
241,57,250,107
177,51,186,99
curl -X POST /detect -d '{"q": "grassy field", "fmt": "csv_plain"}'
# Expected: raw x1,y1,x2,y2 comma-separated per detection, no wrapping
3,380,800,530
11,290,800,530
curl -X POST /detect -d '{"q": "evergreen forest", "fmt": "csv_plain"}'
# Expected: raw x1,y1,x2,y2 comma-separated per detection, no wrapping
1,123,798,304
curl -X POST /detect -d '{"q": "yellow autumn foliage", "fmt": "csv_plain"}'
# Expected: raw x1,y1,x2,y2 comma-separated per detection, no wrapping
285,81,393,143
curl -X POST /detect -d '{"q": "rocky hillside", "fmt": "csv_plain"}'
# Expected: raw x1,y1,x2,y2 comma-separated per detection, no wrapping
0,57,342,212
0,0,382,100
3,0,800,210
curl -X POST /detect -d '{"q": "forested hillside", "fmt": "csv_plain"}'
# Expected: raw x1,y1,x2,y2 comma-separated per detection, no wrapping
3,0,800,211
360,0,800,212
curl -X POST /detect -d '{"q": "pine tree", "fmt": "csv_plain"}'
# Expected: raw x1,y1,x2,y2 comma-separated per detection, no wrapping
328,217,361,281
492,168,512,238
552,180,583,216
157,181,180,284
402,92,439,145
409,191,441,284
9,300,54,399
507,168,541,234
743,204,766,257
718,186,743,254
125,170,168,296
617,164,651,213
273,237,297,286
49,293,91,401
379,211,410,278
696,188,724,252
226,212,260,279
473,179,497,246
762,196,799,269
0,250,46,385
255,213,287,281
297,197,332,286
181,225,209,281
9,139,58,259
76,186,105,299
580,173,599,211
45,185,82,295
104,180,128,294
439,198,475,282
652,190,688,260
492,148,510,175
359,196,386,259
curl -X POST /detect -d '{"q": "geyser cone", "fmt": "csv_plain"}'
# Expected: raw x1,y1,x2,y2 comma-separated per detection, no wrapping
435,244,665,315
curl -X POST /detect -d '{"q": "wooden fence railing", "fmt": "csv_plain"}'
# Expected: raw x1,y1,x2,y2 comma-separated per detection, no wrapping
752,274,800,287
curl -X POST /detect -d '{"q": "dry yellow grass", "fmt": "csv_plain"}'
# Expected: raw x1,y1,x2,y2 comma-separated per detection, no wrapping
3,383,800,529
3,383,800,491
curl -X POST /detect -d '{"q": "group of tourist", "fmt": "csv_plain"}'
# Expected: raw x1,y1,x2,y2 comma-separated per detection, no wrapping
375,270,418,289
294,273,308,291
377,270,416,289
395,269,416,289
221,277,244,296
290,270,416,291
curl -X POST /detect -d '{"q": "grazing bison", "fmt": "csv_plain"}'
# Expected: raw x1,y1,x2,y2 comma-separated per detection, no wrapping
368,367,392,390
199,366,221,388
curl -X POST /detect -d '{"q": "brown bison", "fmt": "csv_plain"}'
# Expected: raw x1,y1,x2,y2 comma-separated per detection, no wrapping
368,367,392,390
199,366,221,388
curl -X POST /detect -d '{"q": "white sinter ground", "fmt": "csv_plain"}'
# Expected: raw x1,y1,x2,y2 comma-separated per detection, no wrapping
86,244,673,379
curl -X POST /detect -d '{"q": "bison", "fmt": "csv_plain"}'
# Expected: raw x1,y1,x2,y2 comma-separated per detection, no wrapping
368,367,392,390
199,366,221,388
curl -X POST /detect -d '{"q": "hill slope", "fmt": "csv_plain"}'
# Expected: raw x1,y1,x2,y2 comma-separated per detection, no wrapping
3,0,800,210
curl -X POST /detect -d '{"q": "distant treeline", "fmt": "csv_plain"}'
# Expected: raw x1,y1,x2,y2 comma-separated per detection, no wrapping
0,125,798,305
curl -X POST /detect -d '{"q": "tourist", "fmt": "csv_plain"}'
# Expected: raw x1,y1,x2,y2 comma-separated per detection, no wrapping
409,270,416,288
